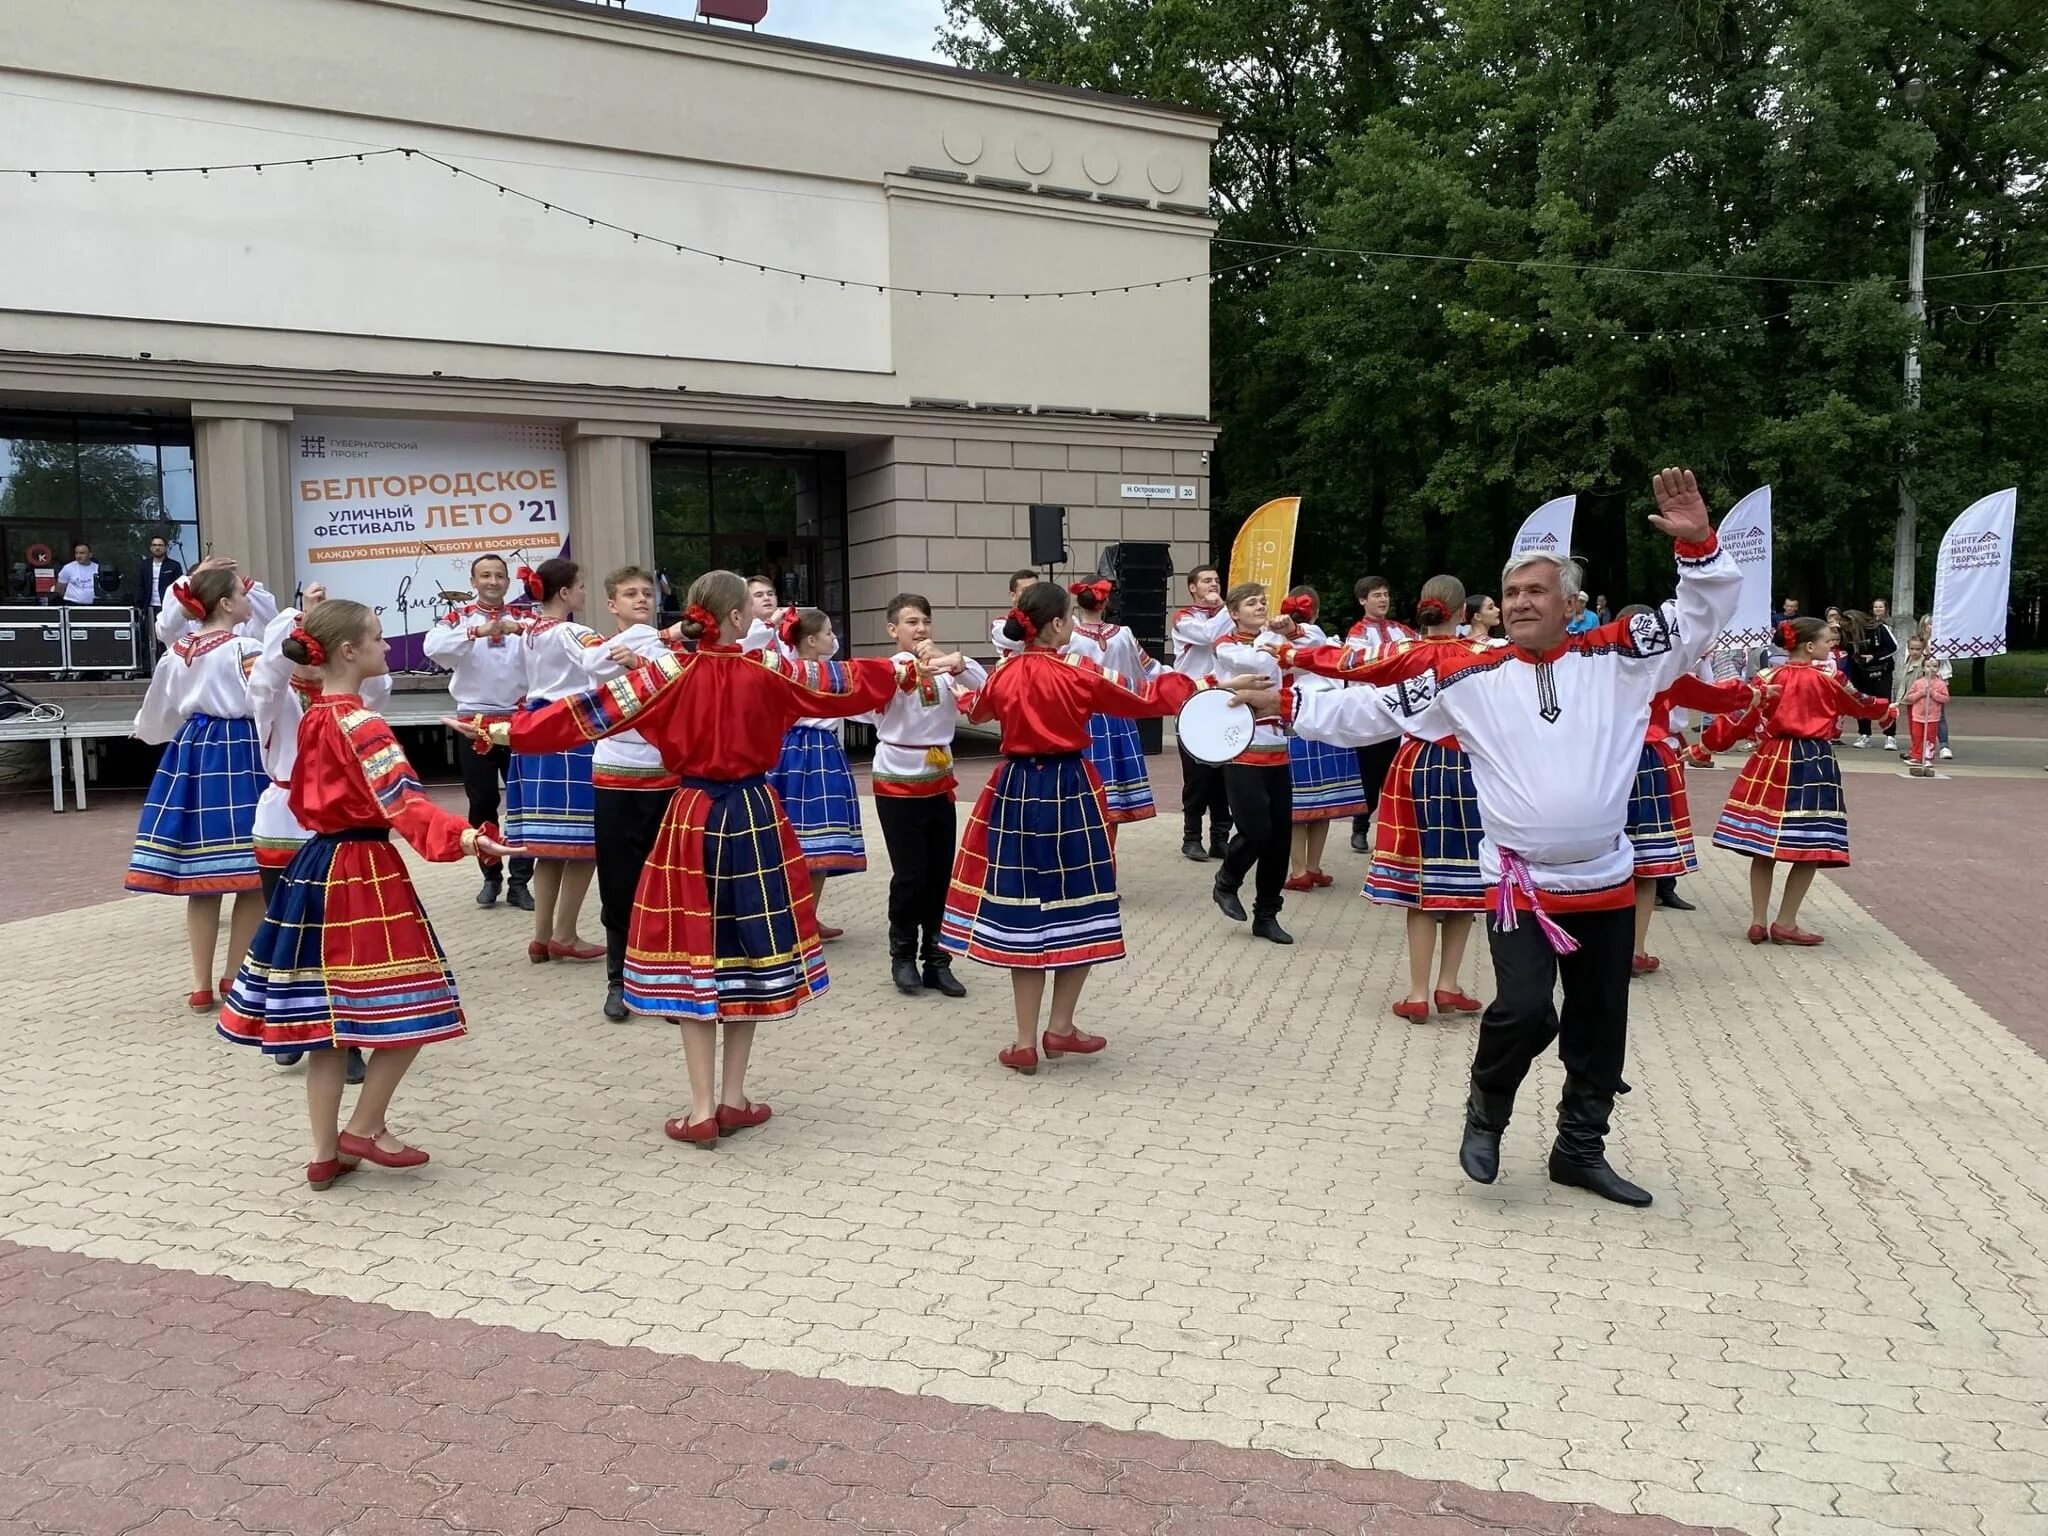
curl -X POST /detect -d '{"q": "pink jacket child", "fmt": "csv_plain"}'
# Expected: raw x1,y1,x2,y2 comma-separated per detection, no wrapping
1903,672,1949,773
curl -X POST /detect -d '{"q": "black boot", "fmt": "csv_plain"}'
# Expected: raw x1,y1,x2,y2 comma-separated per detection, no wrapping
1251,916,1293,945
1655,877,1694,912
1181,835,1209,862
345,1047,367,1086
602,982,629,1022
1212,880,1247,923
921,957,967,998
476,870,502,907
1349,817,1370,854
505,878,534,912
1548,1079,1653,1207
1208,828,1229,860
892,955,924,995
1459,1086,1515,1184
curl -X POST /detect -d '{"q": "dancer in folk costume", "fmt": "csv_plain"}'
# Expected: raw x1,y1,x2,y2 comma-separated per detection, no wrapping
990,568,1036,658
864,592,987,999
1277,586,1365,891
940,582,1208,1072
1243,470,1740,1208
150,554,280,652
1614,605,1758,976
127,560,274,1012
1211,583,1297,945
1344,574,1418,852
247,584,391,1077
574,566,682,1022
452,570,925,1146
423,552,535,910
766,607,867,940
1273,575,1494,1022
1710,616,1894,946
507,558,605,964
1065,577,1162,831
220,599,522,1188
1170,562,1233,860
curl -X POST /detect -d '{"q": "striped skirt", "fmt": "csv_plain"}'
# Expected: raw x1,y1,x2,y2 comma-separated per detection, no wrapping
1085,713,1156,824
1289,734,1367,823
218,829,464,1055
941,753,1124,969
505,699,596,861
124,713,265,896
1712,737,1851,866
767,724,867,875
621,774,828,1020
1364,738,1488,911
1625,740,1697,879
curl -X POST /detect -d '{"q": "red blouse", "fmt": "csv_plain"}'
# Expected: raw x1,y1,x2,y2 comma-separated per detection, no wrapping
290,694,474,861
497,644,911,777
1646,674,1756,745
965,647,1199,755
1731,661,1893,742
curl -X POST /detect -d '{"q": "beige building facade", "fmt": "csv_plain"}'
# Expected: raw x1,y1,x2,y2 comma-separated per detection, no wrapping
0,0,1216,658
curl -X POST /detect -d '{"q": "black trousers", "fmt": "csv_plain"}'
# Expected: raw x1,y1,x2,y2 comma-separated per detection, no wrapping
459,736,534,883
1352,737,1402,833
1219,761,1292,919
260,867,281,904
1470,906,1634,1101
595,787,671,985
876,793,957,963
1178,742,1231,841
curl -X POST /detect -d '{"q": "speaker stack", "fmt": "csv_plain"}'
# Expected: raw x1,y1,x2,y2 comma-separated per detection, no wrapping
1100,541,1176,754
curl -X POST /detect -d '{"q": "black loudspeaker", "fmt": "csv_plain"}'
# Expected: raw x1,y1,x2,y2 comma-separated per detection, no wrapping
0,606,65,673
1028,504,1068,567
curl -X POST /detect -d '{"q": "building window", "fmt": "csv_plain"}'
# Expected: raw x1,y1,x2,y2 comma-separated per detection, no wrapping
0,411,197,604
651,445,848,638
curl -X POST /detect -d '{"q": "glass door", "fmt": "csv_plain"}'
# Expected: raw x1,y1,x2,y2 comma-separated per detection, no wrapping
1,522,81,603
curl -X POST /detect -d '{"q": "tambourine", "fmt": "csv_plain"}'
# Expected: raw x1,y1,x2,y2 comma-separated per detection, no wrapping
437,588,474,603
1177,688,1256,765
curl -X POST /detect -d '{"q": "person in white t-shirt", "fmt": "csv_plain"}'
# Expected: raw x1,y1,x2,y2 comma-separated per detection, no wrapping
55,542,100,605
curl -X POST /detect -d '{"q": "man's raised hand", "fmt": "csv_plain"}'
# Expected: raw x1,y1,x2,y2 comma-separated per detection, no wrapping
1648,467,1713,545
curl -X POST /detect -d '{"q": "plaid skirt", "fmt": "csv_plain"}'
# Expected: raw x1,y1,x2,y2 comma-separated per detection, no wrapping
1364,738,1487,911
1086,713,1156,824
1289,734,1367,823
218,830,465,1055
621,774,828,1020
767,724,867,875
125,713,265,895
505,699,595,861
941,753,1124,969
1712,737,1850,866
1626,740,1697,879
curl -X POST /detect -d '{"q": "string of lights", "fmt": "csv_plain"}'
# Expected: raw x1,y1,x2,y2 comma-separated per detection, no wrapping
5,149,2045,334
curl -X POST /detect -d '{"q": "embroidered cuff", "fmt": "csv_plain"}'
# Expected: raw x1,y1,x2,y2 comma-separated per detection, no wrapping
484,719,514,750
1674,531,1720,561
1277,678,1299,725
893,657,920,692
460,827,479,856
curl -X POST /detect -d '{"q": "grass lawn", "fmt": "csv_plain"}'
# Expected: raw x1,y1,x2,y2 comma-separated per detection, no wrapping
1980,651,2048,697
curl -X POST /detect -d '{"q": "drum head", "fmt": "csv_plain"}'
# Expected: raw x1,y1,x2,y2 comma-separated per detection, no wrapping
1177,689,1257,765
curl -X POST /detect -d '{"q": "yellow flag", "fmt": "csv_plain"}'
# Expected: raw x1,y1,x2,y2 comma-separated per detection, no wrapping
1228,496,1300,592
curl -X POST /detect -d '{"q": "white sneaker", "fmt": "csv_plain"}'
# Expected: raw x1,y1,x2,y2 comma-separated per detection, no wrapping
1939,746,1953,761
1852,738,1869,748
1882,735,1898,751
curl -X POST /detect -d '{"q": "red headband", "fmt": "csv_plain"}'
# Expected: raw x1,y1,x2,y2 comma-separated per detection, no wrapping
176,583,206,619
1416,597,1450,626
1007,607,1039,643
1068,579,1114,607
517,564,545,602
1778,620,1799,649
777,607,804,646
685,603,721,641
1280,593,1317,622
289,625,327,667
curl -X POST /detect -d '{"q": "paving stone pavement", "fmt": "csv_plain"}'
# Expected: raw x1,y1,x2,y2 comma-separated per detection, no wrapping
3,763,2047,1535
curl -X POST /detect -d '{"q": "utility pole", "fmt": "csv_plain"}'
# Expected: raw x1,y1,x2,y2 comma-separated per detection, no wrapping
1894,79,1928,624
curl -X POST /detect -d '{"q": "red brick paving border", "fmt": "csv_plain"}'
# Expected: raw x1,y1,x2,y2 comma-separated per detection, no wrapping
0,1240,1743,1536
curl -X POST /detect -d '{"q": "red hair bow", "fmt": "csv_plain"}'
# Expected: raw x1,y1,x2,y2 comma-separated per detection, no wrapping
1280,593,1317,622
777,606,804,646
685,603,721,641
516,564,544,602
1416,597,1450,626
1007,607,1039,643
1778,619,1799,650
288,625,327,667
1068,579,1114,607
176,583,206,620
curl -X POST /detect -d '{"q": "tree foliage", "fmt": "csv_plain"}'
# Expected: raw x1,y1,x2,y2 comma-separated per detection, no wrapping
941,0,2048,624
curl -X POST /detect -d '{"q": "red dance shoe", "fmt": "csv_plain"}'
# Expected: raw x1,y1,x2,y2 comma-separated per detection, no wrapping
1282,873,1315,893
715,1100,773,1135
1432,989,1483,1015
305,1158,357,1191
187,988,216,1013
999,1044,1039,1075
219,976,234,999
1745,924,1769,945
1042,1028,1106,1057
547,939,605,962
1770,923,1824,947
527,941,552,964
816,923,845,941
1391,998,1431,1023
335,1131,429,1169
1308,870,1335,887
664,1115,720,1147
1631,953,1661,976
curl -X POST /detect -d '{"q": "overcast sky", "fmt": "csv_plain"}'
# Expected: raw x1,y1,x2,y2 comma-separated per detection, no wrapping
627,1,953,62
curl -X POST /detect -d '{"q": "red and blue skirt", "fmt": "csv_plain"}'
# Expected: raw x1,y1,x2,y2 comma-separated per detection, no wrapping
1364,737,1487,911
218,829,465,1055
622,774,828,1020
1289,735,1367,823
124,713,265,896
767,724,867,875
1085,713,1155,824
505,698,596,860
1626,741,1696,879
1712,737,1851,865
941,752,1124,969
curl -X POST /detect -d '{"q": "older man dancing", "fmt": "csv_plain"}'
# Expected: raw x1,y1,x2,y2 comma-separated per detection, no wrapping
1252,470,1739,1207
